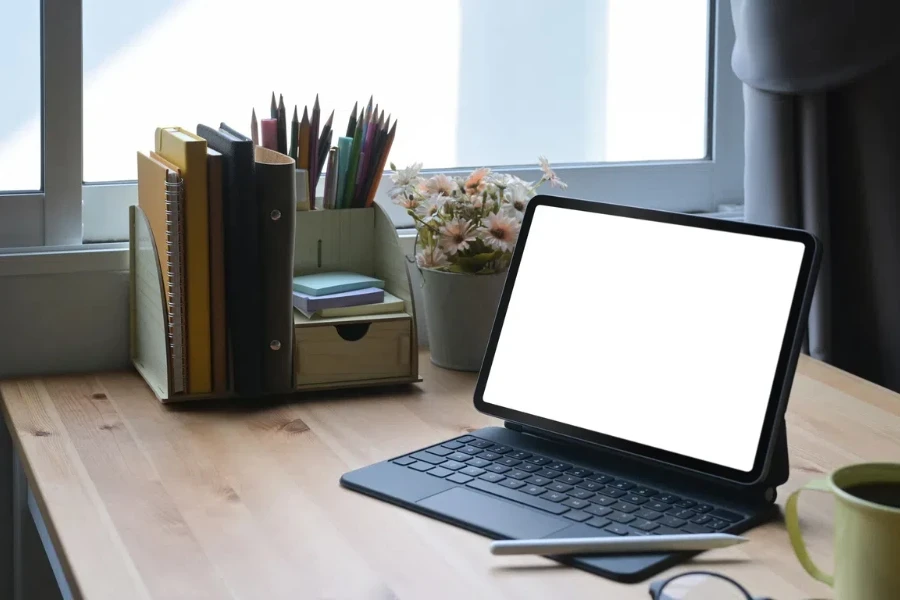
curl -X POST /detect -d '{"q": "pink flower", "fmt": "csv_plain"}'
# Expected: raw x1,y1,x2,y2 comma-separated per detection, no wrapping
439,218,476,255
423,174,458,196
394,194,419,210
538,156,567,189
416,246,449,269
481,213,520,252
464,167,491,195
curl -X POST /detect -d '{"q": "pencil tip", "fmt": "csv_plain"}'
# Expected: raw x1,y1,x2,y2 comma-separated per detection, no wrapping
293,105,298,120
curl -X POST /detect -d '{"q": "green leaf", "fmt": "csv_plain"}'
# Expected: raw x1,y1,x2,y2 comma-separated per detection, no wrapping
389,162,397,171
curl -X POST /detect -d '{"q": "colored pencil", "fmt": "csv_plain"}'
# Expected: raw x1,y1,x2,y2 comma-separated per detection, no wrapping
342,116,364,208
354,109,380,206
365,120,397,207
317,110,334,171
346,101,358,137
288,106,299,160
250,108,259,146
360,113,387,205
323,147,338,209
298,106,310,171
270,92,277,119
310,95,320,179
336,136,352,209
260,118,278,150
276,94,287,155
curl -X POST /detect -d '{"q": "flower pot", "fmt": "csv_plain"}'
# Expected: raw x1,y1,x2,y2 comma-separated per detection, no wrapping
419,268,507,372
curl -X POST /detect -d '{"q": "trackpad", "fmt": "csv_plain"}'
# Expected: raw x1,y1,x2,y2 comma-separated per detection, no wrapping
417,487,569,539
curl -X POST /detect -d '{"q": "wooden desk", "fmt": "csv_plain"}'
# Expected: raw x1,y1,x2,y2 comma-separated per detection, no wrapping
1,353,898,599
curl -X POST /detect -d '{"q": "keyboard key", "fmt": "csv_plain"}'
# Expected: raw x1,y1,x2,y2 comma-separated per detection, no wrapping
623,494,648,505
633,487,657,497
654,525,683,536
447,473,473,484
477,451,502,461
627,528,653,536
485,464,511,474
507,470,532,480
426,446,453,457
428,467,452,478
536,469,561,479
487,445,512,454
496,457,521,467
409,462,434,472
518,463,542,473
441,460,467,471
707,518,729,530
599,488,626,498
691,514,712,525
590,474,614,484
458,446,482,455
456,436,475,443
682,523,715,534
610,480,635,491
634,509,662,521
632,519,660,532
564,510,591,522
667,509,697,520
479,472,506,483
586,517,611,528
710,508,743,523
546,462,572,472
608,511,636,524
507,451,531,460
647,501,672,512
441,441,464,450
605,524,630,536
586,505,613,518
526,476,553,487
611,501,638,513
466,479,569,515
659,516,687,528
593,495,616,506
562,497,591,509
568,468,593,478
568,489,595,500
694,504,714,514
556,475,583,485
499,478,526,490
467,439,493,449
459,466,485,477
393,457,416,466
576,481,604,492
522,485,546,496
411,451,447,465
540,491,568,503
466,458,491,468
675,499,697,509
447,452,472,463
653,493,680,504
524,456,551,465
547,482,573,493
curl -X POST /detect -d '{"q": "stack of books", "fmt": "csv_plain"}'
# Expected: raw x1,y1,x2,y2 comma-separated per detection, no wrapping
292,272,404,319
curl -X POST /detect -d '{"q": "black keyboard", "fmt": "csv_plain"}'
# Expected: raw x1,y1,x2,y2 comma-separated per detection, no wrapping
392,435,745,536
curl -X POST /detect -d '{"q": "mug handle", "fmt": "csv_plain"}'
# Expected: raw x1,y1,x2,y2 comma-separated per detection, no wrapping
785,478,834,586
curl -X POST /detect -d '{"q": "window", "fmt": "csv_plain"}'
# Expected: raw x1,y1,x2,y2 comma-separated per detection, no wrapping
1,0,742,248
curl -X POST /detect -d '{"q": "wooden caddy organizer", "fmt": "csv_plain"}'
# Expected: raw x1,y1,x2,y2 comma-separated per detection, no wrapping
130,203,420,403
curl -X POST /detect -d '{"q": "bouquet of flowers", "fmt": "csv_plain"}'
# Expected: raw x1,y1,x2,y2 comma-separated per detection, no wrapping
390,157,566,274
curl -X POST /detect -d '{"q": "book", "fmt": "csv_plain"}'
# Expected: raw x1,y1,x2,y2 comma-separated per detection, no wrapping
255,145,297,393
313,291,405,319
206,148,228,394
136,151,186,394
292,272,385,296
155,127,212,394
197,124,263,395
292,287,384,317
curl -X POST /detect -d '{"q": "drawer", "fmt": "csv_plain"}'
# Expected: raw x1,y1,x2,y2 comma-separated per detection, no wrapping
294,317,413,386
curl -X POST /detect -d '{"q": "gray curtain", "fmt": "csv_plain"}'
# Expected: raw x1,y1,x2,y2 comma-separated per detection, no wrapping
732,1,900,392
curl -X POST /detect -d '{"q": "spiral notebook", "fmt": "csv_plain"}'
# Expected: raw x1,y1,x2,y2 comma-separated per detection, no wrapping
137,151,187,394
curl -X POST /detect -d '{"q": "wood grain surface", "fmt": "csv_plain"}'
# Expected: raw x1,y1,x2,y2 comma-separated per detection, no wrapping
1,353,898,600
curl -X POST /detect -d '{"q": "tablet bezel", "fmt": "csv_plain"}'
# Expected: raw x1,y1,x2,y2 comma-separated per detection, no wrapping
473,195,821,485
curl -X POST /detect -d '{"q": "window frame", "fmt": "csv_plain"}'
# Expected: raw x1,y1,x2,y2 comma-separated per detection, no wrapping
1,0,741,249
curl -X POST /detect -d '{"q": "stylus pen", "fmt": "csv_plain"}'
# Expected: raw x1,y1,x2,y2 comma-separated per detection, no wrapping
490,533,747,556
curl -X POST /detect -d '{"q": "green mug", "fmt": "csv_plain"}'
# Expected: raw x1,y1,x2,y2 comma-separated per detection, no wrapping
786,463,900,600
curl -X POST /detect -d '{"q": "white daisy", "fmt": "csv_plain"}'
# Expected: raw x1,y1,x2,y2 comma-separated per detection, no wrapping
481,212,520,252
391,162,423,186
439,218,476,255
538,156,568,189
416,246,449,269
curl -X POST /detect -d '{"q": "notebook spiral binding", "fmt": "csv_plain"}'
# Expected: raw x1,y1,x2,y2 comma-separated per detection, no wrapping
165,176,187,393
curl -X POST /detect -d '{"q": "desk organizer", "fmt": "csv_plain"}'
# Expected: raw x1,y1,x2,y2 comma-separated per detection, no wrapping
130,203,420,403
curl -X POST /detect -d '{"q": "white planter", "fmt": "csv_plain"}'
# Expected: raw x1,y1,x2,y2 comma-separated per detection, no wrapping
419,268,506,372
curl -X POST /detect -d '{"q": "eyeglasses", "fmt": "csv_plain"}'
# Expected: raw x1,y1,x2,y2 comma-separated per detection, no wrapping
649,571,773,600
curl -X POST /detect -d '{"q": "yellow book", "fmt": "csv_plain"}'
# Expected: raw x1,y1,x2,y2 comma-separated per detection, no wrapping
155,127,211,394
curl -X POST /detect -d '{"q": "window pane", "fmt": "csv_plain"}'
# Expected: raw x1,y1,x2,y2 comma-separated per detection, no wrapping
0,0,41,191
83,0,708,183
